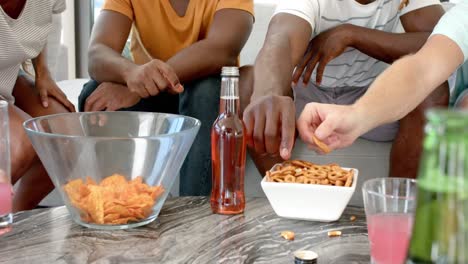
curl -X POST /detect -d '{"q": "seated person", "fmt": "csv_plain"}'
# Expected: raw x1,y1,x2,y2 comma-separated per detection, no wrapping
297,0,468,149
240,0,446,178
78,0,254,196
0,0,75,211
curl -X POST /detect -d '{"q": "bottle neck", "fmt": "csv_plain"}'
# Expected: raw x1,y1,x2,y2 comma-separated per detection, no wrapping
219,76,240,115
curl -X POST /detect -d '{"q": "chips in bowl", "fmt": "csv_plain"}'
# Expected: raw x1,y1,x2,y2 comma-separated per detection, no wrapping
64,174,164,225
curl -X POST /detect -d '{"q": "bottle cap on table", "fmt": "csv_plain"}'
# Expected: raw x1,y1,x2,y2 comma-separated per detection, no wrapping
294,250,318,264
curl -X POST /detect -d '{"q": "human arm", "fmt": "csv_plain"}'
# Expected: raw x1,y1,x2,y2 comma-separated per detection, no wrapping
31,47,75,111
243,14,311,159
166,8,253,83
297,34,464,150
88,11,182,98
293,4,445,84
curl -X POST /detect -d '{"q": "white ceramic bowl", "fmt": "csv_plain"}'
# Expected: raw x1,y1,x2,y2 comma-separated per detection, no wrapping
261,167,358,222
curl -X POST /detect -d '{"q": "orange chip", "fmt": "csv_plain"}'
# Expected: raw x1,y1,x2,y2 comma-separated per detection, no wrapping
64,179,85,203
100,174,127,187
150,186,165,200
64,174,165,225
103,213,121,224
130,176,143,185
104,204,131,217
86,176,97,186
111,217,138,225
86,185,105,224
128,208,147,219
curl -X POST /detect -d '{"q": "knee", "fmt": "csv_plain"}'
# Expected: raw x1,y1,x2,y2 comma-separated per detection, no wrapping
454,90,468,109
78,80,100,112
10,132,36,183
180,76,220,117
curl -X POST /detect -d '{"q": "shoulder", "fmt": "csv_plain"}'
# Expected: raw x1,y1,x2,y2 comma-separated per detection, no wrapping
27,0,66,14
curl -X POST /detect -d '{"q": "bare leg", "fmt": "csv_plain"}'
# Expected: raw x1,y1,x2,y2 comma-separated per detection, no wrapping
240,66,284,176
389,82,449,179
11,75,70,211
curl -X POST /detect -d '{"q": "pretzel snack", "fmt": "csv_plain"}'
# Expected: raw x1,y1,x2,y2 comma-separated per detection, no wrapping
265,160,354,187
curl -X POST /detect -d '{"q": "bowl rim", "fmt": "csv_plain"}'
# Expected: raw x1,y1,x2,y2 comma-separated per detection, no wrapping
261,167,359,190
22,111,201,140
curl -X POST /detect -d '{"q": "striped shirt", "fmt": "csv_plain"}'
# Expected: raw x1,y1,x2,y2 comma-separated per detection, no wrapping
275,0,441,89
0,0,65,102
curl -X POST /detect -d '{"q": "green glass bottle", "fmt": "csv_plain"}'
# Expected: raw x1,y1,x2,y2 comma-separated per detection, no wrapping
406,110,468,264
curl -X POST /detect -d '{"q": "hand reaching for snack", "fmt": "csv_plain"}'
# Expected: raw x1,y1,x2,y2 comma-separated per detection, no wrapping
297,102,369,153
243,95,296,160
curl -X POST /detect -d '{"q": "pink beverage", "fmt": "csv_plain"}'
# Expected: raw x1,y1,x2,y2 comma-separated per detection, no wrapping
367,213,413,264
0,182,12,216
211,67,246,215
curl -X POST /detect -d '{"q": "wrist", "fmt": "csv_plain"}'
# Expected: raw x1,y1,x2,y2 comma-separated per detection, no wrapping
34,67,51,80
251,87,291,102
341,24,359,48
349,103,374,135
121,63,138,84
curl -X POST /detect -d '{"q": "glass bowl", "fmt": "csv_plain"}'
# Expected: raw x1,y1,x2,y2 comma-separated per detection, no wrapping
23,112,200,229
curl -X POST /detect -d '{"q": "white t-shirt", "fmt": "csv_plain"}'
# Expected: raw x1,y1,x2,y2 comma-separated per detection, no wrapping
0,0,65,102
274,0,441,89
431,0,468,63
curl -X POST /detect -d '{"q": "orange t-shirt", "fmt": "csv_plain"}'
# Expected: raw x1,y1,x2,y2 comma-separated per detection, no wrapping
103,0,254,65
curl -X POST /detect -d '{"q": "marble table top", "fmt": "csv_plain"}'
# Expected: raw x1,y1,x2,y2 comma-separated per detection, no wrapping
0,197,370,264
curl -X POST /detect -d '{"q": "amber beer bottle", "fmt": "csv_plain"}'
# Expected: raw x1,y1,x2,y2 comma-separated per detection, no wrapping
406,110,467,263
210,67,246,215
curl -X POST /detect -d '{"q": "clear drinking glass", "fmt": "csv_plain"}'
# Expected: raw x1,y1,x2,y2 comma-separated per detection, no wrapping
362,178,417,264
0,100,12,235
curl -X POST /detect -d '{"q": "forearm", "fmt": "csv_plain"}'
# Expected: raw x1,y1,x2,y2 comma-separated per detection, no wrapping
166,40,238,83
349,24,430,64
353,55,428,132
354,34,465,132
88,44,137,84
32,48,50,78
252,34,296,99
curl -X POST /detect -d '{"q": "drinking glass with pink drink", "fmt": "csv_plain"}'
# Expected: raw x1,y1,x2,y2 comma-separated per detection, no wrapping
362,178,417,264
0,100,12,235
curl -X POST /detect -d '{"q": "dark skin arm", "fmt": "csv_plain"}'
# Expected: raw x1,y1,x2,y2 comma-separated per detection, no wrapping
350,5,445,63
243,14,311,159
166,9,253,82
88,9,253,85
87,10,133,85
31,48,75,112
293,4,445,85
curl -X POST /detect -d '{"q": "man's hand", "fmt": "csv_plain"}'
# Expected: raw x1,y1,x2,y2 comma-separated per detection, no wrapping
124,59,184,98
84,82,141,112
35,74,76,112
297,103,367,152
243,95,296,160
292,24,354,85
